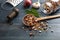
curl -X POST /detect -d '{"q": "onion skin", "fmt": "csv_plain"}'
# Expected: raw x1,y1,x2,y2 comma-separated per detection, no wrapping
24,0,32,8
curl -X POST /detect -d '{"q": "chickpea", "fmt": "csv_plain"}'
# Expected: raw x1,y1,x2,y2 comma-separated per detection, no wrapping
50,1,57,9
57,0,60,6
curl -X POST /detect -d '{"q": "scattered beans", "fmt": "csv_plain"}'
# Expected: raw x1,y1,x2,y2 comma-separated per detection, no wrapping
39,30,42,33
23,14,55,36
23,14,48,31
49,26,51,29
29,32,34,36
51,30,54,32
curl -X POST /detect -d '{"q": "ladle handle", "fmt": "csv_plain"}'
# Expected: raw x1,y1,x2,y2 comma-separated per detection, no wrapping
36,14,60,21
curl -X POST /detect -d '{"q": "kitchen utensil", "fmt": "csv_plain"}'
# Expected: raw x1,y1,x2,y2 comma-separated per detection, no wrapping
23,14,60,26
1,0,23,10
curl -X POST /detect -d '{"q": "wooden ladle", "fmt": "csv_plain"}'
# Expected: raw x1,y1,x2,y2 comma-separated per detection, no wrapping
23,14,60,26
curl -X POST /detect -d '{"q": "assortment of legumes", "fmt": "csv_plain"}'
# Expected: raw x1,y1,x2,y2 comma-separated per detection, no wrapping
5,0,59,37
23,14,48,31
42,0,60,14
23,0,60,36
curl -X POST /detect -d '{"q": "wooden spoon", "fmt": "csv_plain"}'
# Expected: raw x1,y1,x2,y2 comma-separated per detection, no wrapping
23,14,60,26
36,14,60,21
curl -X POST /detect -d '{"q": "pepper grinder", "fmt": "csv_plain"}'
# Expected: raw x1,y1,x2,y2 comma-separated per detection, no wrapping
7,8,19,22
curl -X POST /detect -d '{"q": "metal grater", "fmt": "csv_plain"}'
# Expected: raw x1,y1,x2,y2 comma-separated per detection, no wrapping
6,0,23,7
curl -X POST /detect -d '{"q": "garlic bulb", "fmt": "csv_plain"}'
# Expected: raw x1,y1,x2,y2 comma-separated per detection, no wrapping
32,2,40,8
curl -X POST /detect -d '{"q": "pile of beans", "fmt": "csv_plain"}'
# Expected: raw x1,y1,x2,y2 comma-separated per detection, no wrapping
43,0,60,14
24,14,36,26
23,14,48,31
